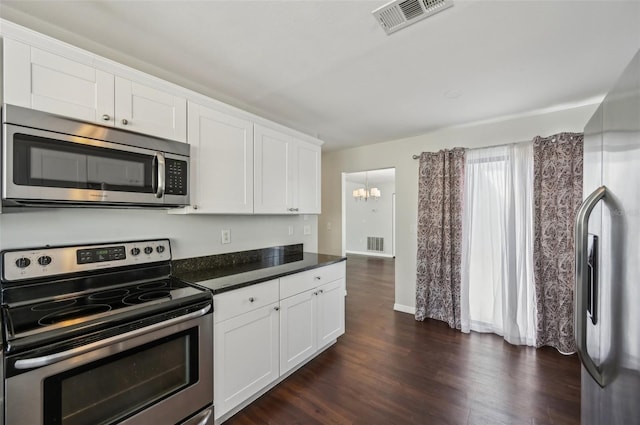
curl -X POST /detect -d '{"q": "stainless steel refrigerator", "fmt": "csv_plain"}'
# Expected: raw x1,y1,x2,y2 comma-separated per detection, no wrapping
576,49,640,425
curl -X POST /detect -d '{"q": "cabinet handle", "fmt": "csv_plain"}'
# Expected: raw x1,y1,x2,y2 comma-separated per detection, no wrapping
274,306,280,311
121,118,129,125
101,114,111,121
249,297,255,303
287,208,300,212
314,276,321,280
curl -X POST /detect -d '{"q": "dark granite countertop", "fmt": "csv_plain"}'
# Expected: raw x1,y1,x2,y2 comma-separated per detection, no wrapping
173,245,346,294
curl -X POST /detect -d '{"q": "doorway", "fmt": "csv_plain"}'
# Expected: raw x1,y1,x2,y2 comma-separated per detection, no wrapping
342,168,396,258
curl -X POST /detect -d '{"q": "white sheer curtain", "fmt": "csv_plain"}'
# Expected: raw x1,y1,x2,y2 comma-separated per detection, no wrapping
460,143,536,346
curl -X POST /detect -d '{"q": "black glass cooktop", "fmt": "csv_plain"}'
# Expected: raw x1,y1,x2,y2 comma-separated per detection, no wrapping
3,277,206,341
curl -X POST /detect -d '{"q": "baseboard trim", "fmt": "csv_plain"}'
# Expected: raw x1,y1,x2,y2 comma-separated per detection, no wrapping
393,304,415,315
345,250,394,258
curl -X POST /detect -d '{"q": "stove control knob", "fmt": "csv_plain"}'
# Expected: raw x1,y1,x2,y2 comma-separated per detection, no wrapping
144,246,153,255
131,247,141,256
37,256,52,266
15,257,31,269
156,245,165,254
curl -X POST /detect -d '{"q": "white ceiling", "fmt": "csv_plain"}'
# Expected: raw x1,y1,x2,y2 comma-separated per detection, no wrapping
1,1,639,151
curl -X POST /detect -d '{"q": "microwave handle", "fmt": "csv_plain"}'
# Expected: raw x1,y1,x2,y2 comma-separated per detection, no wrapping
154,152,166,198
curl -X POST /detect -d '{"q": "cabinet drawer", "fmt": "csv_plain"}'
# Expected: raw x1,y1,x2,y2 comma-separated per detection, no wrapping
280,262,345,299
214,279,279,323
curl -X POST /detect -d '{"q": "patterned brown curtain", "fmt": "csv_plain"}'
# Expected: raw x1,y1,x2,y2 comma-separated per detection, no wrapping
415,148,465,329
533,133,583,353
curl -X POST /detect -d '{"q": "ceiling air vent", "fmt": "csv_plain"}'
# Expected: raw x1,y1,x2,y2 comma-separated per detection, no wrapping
372,0,454,35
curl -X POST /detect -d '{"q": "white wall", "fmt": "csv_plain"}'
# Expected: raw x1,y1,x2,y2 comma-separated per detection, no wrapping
0,209,318,259
345,180,394,257
319,103,599,313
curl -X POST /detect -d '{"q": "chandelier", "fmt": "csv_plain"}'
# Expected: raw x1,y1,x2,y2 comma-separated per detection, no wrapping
352,172,381,201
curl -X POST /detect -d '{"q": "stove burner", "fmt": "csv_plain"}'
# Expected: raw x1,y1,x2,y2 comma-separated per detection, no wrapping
89,289,130,301
38,304,112,326
123,291,171,305
31,299,77,311
137,281,168,290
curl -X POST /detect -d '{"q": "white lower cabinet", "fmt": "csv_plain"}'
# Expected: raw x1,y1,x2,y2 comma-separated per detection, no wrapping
213,263,346,422
279,288,317,374
316,278,346,348
279,277,346,375
213,280,280,420
214,303,279,419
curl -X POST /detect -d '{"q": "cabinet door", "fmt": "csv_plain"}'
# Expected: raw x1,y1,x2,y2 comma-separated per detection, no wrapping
115,76,187,142
254,124,293,214
316,278,346,348
279,289,317,374
295,140,321,214
188,102,254,213
3,39,114,124
214,303,279,419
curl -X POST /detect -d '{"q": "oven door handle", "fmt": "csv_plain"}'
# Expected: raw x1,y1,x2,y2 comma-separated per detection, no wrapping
14,304,211,370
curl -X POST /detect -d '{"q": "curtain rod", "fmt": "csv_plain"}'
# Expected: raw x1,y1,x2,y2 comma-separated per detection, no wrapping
411,139,535,159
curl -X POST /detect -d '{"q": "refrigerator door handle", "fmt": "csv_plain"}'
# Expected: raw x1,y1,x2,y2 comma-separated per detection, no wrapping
575,185,607,388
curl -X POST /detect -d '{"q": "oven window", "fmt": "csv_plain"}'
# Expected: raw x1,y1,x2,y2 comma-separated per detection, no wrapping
43,329,199,425
13,133,154,193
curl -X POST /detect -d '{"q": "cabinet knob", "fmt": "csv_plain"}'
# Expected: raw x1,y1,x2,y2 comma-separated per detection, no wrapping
121,118,129,125
274,306,280,311
193,205,199,210
319,289,324,294
313,291,318,296
249,297,255,303
314,276,321,280
101,114,111,121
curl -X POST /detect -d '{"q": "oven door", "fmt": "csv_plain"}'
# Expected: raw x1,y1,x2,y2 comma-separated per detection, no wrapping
2,123,189,207
5,306,213,425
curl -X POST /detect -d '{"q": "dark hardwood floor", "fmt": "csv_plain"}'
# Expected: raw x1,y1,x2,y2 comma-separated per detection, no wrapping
225,255,581,425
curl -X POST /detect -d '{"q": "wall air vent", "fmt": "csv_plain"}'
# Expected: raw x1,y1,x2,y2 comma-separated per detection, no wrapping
372,0,454,35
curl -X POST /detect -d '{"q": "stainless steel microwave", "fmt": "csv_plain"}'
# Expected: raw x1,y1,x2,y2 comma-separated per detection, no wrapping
2,104,189,208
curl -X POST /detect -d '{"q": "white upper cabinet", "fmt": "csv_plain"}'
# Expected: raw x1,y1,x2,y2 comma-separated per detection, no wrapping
186,102,254,214
254,124,321,214
254,124,294,214
3,38,187,143
114,77,186,142
295,141,321,214
3,38,114,124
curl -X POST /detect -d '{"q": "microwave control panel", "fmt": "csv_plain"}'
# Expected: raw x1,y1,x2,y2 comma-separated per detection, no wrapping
165,159,187,195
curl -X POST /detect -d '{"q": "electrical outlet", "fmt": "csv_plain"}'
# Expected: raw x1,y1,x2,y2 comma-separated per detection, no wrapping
303,225,311,235
288,225,294,236
221,229,231,244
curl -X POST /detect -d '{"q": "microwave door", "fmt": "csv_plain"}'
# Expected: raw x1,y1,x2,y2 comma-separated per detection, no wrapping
4,125,167,206
86,155,147,192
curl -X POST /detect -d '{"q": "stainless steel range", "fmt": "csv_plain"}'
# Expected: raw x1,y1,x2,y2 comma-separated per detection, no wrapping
0,239,213,425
